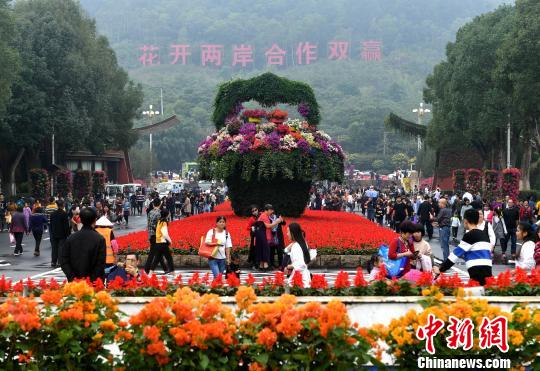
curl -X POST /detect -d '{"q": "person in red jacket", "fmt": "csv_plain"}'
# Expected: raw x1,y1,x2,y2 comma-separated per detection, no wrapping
388,220,417,276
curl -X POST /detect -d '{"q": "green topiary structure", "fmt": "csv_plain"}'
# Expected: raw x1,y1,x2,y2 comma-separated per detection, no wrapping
212,72,320,130
201,73,343,217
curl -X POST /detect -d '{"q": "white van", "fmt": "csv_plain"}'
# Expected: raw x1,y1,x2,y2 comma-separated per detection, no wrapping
105,184,123,203
122,183,142,197
157,181,183,198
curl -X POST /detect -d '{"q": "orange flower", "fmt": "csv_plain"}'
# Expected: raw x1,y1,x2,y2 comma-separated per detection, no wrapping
95,290,117,309
40,289,63,306
249,362,265,371
235,286,257,311
100,319,116,332
115,330,133,341
143,325,161,343
63,281,94,299
317,301,349,337
170,326,191,346
146,340,167,356
130,298,172,326
84,313,98,323
276,309,302,337
256,328,277,350
59,302,85,322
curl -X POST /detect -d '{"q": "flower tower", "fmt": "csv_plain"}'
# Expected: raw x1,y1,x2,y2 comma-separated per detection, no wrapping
199,73,344,217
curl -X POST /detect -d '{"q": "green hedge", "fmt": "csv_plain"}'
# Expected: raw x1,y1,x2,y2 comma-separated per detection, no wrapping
212,72,320,130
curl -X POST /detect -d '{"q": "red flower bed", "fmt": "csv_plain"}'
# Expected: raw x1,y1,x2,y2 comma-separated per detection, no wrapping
117,201,397,254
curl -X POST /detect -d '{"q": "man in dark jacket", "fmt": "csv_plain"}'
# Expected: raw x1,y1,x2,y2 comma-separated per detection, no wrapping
61,207,106,282
502,198,520,261
49,200,71,267
418,196,434,240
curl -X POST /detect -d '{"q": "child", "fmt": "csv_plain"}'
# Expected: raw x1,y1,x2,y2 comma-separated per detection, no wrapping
451,213,460,243
366,253,383,281
226,253,241,279
123,198,131,227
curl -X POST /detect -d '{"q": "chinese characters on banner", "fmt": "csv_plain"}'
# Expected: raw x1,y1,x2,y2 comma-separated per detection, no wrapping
416,314,509,355
138,40,382,67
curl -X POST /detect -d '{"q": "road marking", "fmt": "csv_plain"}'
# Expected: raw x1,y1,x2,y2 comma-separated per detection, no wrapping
43,238,50,241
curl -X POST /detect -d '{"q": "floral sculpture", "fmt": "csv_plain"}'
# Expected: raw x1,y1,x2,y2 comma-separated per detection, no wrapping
199,73,344,216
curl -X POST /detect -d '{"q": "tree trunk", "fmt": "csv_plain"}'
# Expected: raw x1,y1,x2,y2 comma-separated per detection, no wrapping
8,147,25,197
432,149,440,189
519,139,531,190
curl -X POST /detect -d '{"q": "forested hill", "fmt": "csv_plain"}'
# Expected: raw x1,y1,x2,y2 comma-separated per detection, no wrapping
79,0,508,173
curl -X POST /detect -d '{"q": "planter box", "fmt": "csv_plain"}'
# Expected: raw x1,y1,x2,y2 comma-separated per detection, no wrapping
112,296,540,327
117,254,371,269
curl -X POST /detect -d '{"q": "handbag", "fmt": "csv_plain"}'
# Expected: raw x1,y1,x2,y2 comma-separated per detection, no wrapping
9,233,15,244
199,229,228,259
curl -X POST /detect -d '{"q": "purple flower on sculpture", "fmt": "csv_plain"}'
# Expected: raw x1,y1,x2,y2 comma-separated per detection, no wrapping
238,140,252,154
319,140,329,155
218,139,233,155
297,139,310,153
266,131,281,150
298,102,310,117
239,123,257,136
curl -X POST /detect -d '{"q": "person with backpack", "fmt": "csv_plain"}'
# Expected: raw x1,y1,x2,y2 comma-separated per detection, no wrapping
283,222,313,288
204,216,232,278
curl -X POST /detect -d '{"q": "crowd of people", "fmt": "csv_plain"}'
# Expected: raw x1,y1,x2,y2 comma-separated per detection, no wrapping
4,177,540,289
312,182,540,286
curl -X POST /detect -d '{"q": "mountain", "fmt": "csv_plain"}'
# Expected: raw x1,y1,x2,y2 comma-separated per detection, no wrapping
79,0,509,173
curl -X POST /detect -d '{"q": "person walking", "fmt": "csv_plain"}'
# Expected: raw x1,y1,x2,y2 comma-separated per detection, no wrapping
283,222,313,288
49,200,71,268
61,208,106,282
502,199,520,263
9,206,27,256
148,209,175,275
451,213,461,244
204,216,232,278
145,198,168,274
435,198,452,261
29,207,48,256
418,196,433,240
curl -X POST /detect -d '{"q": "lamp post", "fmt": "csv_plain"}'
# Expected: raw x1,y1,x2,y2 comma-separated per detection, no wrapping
142,105,160,185
506,114,511,169
412,102,430,151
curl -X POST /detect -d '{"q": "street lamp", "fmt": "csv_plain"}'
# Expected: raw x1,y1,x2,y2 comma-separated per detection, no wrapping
412,102,430,151
142,105,160,184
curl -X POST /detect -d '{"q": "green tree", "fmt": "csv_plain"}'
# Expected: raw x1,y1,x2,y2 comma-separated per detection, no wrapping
1,0,142,195
495,0,540,189
391,152,409,169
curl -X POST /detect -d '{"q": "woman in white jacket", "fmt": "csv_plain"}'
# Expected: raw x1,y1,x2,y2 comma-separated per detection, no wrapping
515,222,537,272
284,222,314,288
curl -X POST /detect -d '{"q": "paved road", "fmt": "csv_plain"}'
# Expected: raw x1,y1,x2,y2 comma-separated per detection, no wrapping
0,210,511,282
0,214,148,281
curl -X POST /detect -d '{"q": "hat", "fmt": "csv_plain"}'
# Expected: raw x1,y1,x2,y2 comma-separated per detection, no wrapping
96,216,114,227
